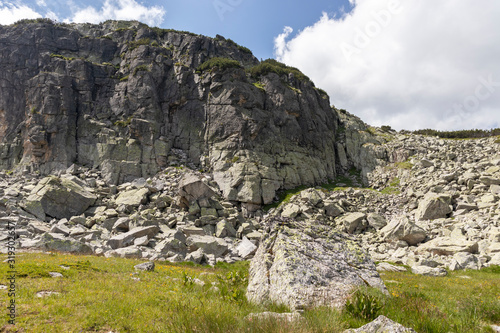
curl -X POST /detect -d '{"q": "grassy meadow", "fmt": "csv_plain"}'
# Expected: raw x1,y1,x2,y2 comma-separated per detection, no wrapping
0,252,499,332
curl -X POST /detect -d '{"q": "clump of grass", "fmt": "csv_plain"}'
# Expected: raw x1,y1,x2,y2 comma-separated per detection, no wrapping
344,289,383,321
252,82,266,91
133,65,149,75
114,116,132,127
395,161,413,170
50,53,76,61
380,177,401,195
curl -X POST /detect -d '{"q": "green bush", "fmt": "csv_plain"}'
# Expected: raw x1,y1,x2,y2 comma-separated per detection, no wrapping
247,59,310,82
197,57,242,72
14,18,55,25
412,128,500,139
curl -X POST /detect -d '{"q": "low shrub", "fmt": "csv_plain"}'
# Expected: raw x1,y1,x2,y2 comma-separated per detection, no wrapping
197,57,242,72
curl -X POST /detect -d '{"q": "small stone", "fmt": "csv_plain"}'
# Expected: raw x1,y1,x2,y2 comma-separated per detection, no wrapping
134,261,155,271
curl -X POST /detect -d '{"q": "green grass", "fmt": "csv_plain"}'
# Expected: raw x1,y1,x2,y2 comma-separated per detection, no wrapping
252,82,266,91
395,161,413,170
380,177,401,195
1,253,499,332
50,53,76,61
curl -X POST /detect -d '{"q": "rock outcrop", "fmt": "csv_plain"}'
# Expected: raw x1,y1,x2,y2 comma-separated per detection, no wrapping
0,20,356,208
246,217,387,310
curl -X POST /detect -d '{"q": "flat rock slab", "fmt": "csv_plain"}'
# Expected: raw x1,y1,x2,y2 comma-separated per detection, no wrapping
246,217,387,310
115,188,149,207
411,265,447,277
108,226,159,249
416,237,478,256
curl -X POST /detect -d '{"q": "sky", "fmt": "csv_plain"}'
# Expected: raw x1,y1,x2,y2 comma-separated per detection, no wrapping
1,0,499,131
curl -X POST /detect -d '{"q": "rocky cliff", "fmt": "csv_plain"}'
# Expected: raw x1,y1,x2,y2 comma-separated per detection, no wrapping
0,20,357,209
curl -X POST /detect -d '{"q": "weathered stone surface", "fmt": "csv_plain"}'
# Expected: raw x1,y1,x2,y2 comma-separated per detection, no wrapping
449,252,480,270
39,233,93,254
236,237,257,259
367,213,387,230
344,315,417,333
23,176,96,219
338,212,366,234
178,174,216,203
186,235,228,257
376,262,407,272
415,193,452,221
154,237,187,255
115,188,149,207
416,237,478,256
215,219,236,238
107,226,159,249
380,216,426,246
246,217,387,310
411,265,447,277
134,261,155,271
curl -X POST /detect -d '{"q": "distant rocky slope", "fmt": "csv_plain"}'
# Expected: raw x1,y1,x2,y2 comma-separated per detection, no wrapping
0,20,383,211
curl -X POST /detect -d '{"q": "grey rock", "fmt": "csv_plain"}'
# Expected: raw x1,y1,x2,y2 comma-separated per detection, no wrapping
324,201,344,217
22,176,96,220
215,219,237,238
451,252,480,270
39,233,93,254
416,237,478,256
236,237,258,259
134,261,155,271
415,193,452,221
107,226,159,249
115,188,149,207
380,216,426,246
376,262,407,272
185,248,206,264
411,265,447,277
179,174,216,204
344,315,416,333
186,235,228,257
367,213,387,230
246,217,387,310
108,247,143,258
338,212,367,234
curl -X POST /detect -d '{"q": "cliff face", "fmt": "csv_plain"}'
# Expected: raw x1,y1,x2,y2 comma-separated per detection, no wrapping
0,20,340,208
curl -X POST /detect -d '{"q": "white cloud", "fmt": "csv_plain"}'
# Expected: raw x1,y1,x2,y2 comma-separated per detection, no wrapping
0,3,42,24
274,26,293,59
68,0,165,26
275,0,500,130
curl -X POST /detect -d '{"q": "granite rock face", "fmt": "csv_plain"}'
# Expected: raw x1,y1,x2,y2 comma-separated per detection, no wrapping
0,20,347,207
246,217,387,310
